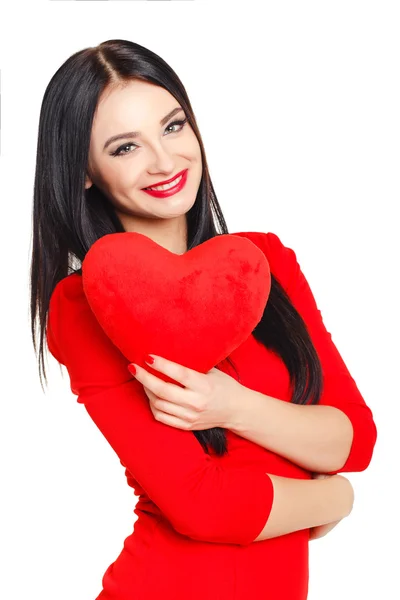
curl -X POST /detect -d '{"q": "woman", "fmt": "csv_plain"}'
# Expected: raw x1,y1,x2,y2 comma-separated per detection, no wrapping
30,39,377,599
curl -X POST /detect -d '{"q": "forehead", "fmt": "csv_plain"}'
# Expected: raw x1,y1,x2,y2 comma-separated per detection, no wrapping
92,80,176,135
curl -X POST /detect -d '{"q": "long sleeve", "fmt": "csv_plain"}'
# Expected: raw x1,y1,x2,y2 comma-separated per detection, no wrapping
47,273,274,546
246,231,378,475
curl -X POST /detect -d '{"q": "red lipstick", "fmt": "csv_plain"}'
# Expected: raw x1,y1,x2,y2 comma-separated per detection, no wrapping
142,169,188,199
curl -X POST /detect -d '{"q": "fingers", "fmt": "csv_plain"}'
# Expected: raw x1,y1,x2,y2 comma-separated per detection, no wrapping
128,362,187,402
144,354,193,387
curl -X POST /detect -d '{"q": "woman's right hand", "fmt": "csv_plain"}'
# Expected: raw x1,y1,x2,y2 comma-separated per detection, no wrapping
309,473,354,541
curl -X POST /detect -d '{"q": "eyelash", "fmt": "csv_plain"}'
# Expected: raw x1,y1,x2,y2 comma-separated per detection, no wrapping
110,118,188,157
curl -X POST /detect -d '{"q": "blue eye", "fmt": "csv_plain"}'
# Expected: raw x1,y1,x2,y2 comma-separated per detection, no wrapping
110,118,188,157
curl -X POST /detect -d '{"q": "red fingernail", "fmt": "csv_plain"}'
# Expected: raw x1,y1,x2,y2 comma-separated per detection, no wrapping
127,364,137,376
144,354,155,365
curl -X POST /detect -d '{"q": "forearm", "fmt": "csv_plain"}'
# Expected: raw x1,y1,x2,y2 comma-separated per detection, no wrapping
254,473,352,542
228,387,354,473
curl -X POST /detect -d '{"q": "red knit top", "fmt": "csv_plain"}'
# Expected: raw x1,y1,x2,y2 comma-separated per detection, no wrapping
46,231,377,599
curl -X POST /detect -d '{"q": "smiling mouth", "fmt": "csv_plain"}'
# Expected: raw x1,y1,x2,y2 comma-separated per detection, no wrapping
142,169,187,191
144,173,184,192
141,169,189,198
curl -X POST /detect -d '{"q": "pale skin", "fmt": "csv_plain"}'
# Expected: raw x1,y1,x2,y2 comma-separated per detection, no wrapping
128,354,353,474
309,473,344,540
85,78,203,256
85,79,351,541
128,355,351,540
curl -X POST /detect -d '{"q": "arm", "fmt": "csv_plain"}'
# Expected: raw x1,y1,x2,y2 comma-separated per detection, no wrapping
309,473,345,541
47,274,274,547
49,274,354,546
228,386,355,474
231,231,378,475
254,472,354,542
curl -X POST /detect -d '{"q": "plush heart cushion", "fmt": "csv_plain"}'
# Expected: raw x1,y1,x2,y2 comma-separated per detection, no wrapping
81,232,271,384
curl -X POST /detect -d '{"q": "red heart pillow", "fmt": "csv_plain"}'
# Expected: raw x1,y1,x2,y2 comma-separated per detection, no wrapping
81,232,271,382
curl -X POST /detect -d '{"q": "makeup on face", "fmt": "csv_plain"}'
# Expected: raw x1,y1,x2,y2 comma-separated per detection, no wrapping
141,168,189,199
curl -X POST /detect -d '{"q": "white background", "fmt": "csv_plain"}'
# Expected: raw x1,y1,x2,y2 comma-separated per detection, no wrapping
0,1,397,599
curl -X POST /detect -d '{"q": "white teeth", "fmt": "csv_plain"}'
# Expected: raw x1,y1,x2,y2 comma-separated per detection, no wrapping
147,174,183,191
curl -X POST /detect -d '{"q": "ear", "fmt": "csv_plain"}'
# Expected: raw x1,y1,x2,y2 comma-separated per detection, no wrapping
85,174,93,190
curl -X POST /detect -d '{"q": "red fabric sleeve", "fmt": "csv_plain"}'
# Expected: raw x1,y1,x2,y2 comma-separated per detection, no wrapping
263,231,378,475
46,273,274,546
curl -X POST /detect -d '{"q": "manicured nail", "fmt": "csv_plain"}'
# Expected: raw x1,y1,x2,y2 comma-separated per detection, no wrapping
127,364,137,376
144,354,155,365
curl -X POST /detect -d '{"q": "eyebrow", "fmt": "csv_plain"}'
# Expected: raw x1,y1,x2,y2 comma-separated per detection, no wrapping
103,107,185,151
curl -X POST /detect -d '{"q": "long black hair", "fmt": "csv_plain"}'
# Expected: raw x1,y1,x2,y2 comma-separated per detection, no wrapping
30,39,323,457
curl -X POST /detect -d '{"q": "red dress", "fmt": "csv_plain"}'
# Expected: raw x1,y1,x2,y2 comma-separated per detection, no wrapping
47,231,377,599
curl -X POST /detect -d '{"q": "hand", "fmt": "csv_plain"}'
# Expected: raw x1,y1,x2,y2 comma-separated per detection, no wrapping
309,473,351,541
127,355,242,431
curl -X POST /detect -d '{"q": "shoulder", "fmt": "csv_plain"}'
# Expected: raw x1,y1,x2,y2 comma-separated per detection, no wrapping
50,272,84,306
231,231,297,293
49,273,87,326
47,273,87,361
49,271,95,323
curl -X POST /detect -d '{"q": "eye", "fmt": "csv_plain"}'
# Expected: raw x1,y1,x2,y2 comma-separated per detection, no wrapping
110,118,188,157
165,118,188,135
111,142,136,157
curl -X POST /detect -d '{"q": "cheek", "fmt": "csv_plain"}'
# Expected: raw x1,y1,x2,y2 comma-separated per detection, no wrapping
101,159,137,190
180,128,200,156
191,142,203,168
183,138,202,165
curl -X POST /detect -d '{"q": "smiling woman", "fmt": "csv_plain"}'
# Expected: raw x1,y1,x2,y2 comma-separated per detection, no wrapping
30,38,377,600
84,77,203,235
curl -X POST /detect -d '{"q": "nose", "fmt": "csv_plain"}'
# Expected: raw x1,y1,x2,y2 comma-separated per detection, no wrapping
146,141,175,174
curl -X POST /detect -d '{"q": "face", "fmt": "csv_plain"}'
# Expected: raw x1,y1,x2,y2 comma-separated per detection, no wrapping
85,79,203,252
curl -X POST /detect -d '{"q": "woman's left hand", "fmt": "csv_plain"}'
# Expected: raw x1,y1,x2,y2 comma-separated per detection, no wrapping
127,355,241,431
309,473,344,540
